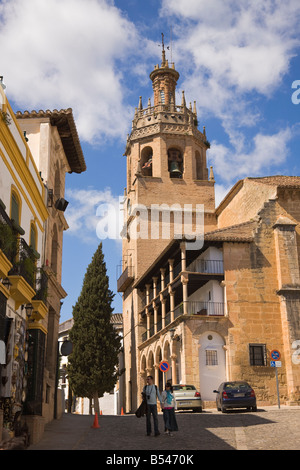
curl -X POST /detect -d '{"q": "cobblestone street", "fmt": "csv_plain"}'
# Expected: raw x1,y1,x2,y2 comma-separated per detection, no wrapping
27,406,300,452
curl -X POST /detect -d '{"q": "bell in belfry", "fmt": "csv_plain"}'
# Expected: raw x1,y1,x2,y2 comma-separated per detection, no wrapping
169,161,182,178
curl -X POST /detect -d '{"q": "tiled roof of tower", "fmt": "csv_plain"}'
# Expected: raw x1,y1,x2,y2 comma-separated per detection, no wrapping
16,108,86,174
111,313,123,324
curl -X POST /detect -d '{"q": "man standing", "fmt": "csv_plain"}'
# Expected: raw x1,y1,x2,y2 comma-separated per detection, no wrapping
143,376,162,436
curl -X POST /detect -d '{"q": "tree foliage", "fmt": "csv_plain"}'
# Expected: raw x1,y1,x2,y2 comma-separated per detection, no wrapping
68,243,121,403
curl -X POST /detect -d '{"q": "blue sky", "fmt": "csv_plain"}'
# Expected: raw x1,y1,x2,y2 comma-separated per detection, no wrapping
1,0,300,323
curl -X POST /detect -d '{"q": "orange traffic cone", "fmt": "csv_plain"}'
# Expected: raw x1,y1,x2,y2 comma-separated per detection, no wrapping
121,407,124,416
91,413,100,429
100,410,102,415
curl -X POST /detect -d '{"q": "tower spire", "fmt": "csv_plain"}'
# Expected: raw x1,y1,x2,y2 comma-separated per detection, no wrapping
161,32,166,66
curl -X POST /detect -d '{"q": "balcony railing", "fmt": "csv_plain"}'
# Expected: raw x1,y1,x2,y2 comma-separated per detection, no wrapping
187,259,224,274
0,209,18,263
140,301,225,343
186,300,225,316
33,267,48,303
9,238,37,289
117,265,135,292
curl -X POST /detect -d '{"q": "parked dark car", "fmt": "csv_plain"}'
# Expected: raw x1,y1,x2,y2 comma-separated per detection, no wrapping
213,381,257,412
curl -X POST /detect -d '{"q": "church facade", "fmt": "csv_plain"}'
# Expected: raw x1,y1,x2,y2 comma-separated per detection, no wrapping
118,46,300,411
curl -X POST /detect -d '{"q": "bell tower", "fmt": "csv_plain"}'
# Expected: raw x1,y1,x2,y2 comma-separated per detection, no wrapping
119,37,217,412
122,37,216,278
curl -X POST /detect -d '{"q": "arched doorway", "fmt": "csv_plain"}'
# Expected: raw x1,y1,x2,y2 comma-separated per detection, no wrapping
199,331,226,400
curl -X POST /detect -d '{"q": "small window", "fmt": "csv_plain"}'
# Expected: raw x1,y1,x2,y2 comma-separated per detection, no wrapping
11,192,20,224
30,223,37,250
249,344,266,366
206,349,218,366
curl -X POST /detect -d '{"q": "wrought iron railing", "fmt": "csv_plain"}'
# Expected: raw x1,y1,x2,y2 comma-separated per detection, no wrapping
8,238,36,288
187,259,224,274
186,300,225,316
33,267,48,303
0,205,18,263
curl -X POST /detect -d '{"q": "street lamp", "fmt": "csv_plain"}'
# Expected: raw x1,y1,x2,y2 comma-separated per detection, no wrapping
24,303,33,319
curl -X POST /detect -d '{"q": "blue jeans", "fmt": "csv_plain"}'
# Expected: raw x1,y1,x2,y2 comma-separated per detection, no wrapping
146,404,159,435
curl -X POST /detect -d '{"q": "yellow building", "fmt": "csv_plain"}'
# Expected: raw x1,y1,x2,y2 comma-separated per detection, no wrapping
0,80,48,441
118,49,300,412
0,79,86,445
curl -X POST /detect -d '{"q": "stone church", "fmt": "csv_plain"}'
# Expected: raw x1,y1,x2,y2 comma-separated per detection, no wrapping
118,43,300,412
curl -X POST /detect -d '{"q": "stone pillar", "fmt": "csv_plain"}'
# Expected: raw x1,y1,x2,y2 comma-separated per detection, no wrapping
160,268,166,291
180,242,186,271
171,354,177,385
161,298,166,329
146,284,151,305
146,308,150,339
168,259,174,283
182,277,188,315
154,305,158,334
169,290,175,323
153,277,158,298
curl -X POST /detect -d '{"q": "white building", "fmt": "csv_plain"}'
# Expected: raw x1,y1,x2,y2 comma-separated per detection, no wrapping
58,314,125,415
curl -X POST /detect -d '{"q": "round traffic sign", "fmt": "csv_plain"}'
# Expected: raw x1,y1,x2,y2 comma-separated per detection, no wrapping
270,350,281,361
159,361,170,373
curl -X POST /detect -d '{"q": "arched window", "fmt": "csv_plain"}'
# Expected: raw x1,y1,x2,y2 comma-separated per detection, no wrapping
10,188,24,235
30,223,37,251
141,146,153,177
11,191,20,225
51,224,58,275
168,148,183,179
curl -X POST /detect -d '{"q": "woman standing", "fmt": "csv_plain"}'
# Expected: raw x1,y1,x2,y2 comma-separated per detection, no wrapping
161,383,178,436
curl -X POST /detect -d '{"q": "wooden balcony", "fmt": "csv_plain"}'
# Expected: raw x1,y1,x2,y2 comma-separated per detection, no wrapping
117,265,134,292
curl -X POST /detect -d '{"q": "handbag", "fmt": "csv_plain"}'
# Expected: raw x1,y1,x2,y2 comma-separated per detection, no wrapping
135,396,147,418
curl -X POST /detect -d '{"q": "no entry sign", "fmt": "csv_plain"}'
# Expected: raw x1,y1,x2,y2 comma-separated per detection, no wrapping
159,361,170,373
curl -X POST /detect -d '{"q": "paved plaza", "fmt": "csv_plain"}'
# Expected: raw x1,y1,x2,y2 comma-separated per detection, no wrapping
27,406,300,452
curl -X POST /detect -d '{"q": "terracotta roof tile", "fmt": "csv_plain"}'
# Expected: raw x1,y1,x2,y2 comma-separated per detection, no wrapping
204,220,257,242
16,108,86,174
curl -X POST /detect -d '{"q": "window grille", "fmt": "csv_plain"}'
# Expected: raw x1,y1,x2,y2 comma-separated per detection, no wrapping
249,344,266,366
206,349,218,366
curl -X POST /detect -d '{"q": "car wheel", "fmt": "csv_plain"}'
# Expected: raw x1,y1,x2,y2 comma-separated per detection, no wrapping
221,406,227,413
252,405,257,412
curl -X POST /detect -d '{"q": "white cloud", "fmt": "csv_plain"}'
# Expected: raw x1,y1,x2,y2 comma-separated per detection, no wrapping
0,0,138,143
65,187,123,244
209,127,293,183
160,0,300,183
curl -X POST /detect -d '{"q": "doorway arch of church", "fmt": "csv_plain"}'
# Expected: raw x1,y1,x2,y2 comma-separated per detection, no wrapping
198,331,226,401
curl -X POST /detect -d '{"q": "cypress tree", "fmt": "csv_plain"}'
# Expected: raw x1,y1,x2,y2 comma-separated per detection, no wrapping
68,242,121,414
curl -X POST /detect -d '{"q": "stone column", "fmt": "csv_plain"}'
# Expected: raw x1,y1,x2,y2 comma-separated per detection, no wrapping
154,305,158,334
171,354,177,385
168,259,174,283
161,298,166,329
182,276,188,315
146,308,150,339
169,290,175,323
180,242,186,271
